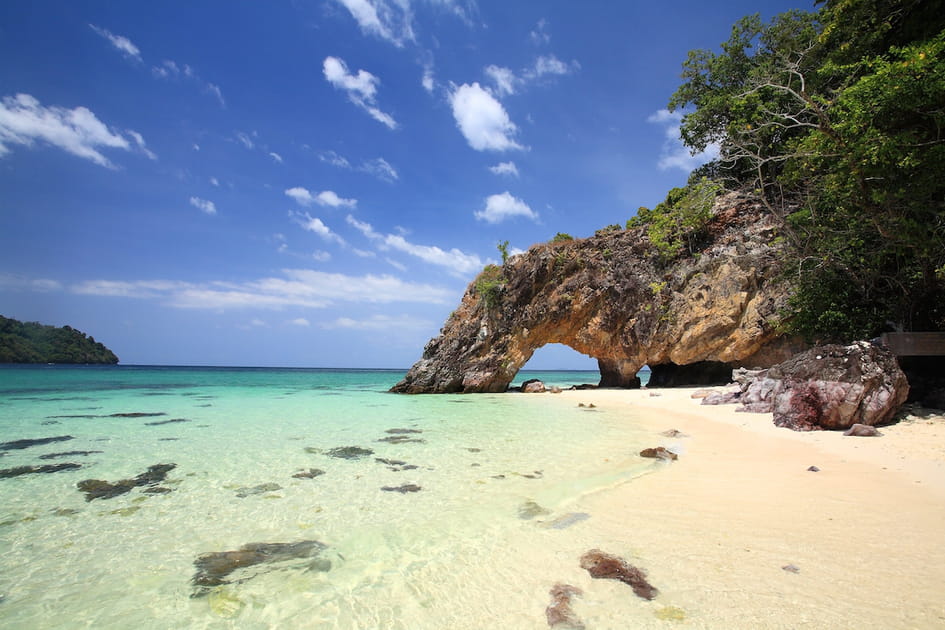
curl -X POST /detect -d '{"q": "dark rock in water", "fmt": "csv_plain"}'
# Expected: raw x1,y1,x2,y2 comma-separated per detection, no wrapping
782,564,801,574
108,412,166,418
77,463,176,501
639,447,677,461
807,466,820,472
380,484,422,493
292,468,326,479
660,429,688,438
191,540,327,597
1,463,82,478
143,486,173,494
0,435,74,451
303,447,323,455
235,483,282,497
39,450,103,459
375,458,417,472
736,342,908,431
518,470,544,479
144,418,191,426
466,447,482,453
518,500,551,520
546,583,585,629
579,549,658,600
843,423,882,437
376,435,425,444
326,446,374,459
385,428,422,434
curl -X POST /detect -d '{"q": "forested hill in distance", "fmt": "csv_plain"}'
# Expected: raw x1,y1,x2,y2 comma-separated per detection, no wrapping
0,315,119,364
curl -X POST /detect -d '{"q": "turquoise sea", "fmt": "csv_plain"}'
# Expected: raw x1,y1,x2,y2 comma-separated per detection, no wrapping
0,365,656,629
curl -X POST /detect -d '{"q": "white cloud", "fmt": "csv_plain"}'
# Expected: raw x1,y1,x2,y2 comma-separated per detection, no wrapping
152,60,225,107
484,65,518,97
647,109,719,171
323,56,397,129
488,161,518,177
530,19,551,45
285,187,356,208
346,214,483,274
289,317,311,327
269,151,283,163
475,191,538,224
312,250,332,262
335,0,415,47
421,66,435,93
126,130,157,160
290,211,346,245
235,131,255,149
72,269,453,309
525,54,578,80
360,157,398,182
0,273,63,292
89,24,141,61
321,314,432,331
0,93,140,168
448,83,523,152
210,177,219,186
189,196,217,215
320,150,351,168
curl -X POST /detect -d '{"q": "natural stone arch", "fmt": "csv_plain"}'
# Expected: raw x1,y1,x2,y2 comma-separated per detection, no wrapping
391,193,803,394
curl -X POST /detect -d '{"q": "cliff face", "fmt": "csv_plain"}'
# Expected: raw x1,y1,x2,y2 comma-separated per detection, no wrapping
391,192,802,393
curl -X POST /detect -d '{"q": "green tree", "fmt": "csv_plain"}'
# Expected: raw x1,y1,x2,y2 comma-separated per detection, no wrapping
668,0,945,340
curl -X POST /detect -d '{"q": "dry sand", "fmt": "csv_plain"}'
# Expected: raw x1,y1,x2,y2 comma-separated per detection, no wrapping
550,386,945,629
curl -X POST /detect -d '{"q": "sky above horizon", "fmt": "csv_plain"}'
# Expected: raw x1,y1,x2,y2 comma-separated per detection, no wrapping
1,0,809,369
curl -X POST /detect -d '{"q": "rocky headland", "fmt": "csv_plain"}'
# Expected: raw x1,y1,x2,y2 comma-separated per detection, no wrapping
392,191,802,394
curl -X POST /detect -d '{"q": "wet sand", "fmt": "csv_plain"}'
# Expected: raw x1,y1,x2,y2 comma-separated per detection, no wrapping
551,386,945,629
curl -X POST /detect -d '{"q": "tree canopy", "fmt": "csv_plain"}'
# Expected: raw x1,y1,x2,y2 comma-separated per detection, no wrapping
0,315,119,364
667,0,945,341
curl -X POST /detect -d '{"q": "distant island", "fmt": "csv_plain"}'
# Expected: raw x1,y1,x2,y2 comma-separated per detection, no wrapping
0,315,119,364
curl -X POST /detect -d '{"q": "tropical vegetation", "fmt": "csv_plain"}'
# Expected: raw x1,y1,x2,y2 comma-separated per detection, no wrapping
0,315,119,364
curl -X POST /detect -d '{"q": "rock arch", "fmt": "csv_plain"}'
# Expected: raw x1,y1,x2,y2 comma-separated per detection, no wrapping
391,193,802,394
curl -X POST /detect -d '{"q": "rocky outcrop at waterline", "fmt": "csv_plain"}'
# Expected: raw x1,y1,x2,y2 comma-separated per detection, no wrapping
392,192,801,393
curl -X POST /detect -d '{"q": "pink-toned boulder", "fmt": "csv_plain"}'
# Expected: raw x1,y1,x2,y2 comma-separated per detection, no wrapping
522,379,547,393
739,342,909,431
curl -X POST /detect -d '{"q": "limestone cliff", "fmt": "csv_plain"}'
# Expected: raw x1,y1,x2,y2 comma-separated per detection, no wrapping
391,192,803,393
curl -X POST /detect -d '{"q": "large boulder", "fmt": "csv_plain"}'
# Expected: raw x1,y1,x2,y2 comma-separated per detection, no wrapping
738,342,909,431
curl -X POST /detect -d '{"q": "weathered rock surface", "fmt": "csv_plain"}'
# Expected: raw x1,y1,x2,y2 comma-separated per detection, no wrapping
738,342,909,431
392,192,799,393
639,446,678,461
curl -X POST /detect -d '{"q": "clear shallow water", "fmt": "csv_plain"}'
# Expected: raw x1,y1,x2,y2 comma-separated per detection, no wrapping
0,366,656,629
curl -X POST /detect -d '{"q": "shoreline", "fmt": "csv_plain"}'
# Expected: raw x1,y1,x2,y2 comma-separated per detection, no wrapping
547,386,945,628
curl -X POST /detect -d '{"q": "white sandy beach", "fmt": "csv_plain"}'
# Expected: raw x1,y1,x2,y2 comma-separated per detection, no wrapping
547,386,945,629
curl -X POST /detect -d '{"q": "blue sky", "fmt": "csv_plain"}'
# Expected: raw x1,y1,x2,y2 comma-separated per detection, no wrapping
0,0,809,368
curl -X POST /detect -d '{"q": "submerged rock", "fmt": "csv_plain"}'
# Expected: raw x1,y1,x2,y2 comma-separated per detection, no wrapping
1,463,82,478
660,429,688,438
376,435,425,444
326,446,374,459
234,482,281,497
38,450,103,460
144,418,191,426
546,583,585,629
108,412,166,418
191,540,328,597
77,463,176,501
543,513,591,530
385,428,422,434
292,468,325,479
518,500,551,520
0,435,74,451
579,549,658,600
640,447,677,461
380,484,422,493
